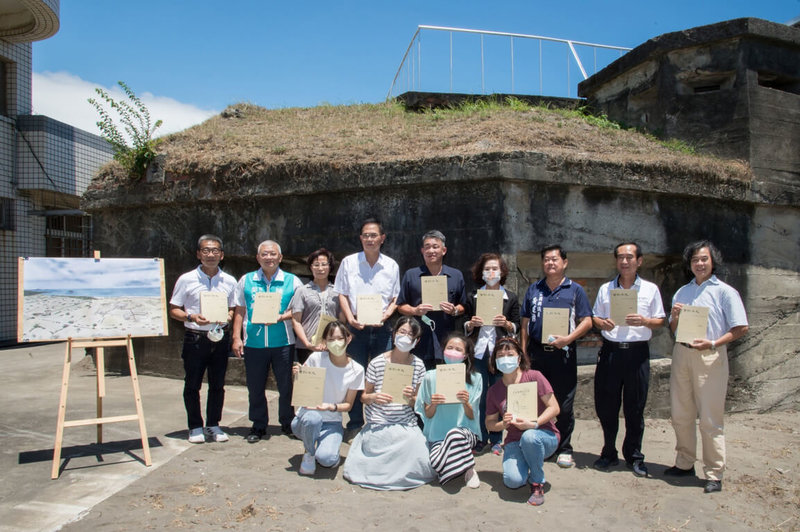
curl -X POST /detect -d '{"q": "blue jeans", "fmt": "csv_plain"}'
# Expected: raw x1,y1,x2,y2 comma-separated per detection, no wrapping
181,330,230,430
291,409,343,467
243,345,294,430
503,429,559,487
346,323,392,430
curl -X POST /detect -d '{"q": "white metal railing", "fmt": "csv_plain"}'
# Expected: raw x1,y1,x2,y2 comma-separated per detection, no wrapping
388,25,632,100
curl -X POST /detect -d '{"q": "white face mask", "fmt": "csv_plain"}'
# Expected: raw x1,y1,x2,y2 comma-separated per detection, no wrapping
327,339,347,357
394,334,417,353
482,270,500,287
496,355,519,375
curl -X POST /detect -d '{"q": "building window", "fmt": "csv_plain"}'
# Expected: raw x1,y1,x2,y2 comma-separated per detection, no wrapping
0,198,13,230
45,214,92,257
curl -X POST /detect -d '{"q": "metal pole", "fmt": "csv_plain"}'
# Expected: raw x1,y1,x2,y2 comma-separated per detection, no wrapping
480,34,485,94
450,31,453,92
387,26,421,99
417,38,421,90
510,37,515,93
539,40,543,95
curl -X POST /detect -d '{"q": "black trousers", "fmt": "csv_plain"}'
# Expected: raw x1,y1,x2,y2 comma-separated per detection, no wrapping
182,330,230,430
594,340,650,463
528,342,577,456
243,345,295,431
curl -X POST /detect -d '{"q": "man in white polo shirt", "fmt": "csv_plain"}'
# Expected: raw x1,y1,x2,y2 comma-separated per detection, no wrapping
592,242,666,477
666,240,748,494
169,234,237,444
334,217,400,434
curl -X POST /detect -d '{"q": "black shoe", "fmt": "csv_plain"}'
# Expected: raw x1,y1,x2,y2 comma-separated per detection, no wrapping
246,427,266,443
664,465,695,477
628,459,648,477
281,425,298,439
704,480,722,493
593,456,620,470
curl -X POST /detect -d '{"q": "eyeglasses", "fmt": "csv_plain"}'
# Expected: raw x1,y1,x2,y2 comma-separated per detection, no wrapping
311,262,330,268
199,248,222,256
360,233,381,240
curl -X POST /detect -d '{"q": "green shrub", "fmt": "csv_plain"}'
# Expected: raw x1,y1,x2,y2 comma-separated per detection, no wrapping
89,81,163,179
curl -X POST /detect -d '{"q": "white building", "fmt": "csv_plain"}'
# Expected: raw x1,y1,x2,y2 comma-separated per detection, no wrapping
1,0,114,344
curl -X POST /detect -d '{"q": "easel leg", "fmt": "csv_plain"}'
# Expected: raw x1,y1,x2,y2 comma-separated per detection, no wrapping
126,337,151,466
96,346,105,444
52,340,72,479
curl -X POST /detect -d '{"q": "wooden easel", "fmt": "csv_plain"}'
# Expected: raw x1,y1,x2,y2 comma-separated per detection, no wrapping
51,335,152,479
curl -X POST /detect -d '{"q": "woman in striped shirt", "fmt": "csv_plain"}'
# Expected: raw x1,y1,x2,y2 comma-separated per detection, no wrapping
343,316,435,490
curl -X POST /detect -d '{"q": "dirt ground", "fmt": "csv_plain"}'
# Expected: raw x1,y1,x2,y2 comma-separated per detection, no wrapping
61,409,798,532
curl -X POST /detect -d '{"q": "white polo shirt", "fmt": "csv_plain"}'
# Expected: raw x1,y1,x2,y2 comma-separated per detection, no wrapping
333,251,400,315
169,266,237,331
593,275,666,342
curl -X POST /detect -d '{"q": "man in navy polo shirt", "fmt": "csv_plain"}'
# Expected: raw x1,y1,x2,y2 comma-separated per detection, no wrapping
232,240,303,443
397,230,466,370
520,244,592,468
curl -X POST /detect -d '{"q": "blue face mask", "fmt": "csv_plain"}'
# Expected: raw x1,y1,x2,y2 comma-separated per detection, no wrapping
496,355,519,375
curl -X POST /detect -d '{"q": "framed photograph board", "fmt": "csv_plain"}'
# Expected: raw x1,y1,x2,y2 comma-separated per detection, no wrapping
18,257,168,342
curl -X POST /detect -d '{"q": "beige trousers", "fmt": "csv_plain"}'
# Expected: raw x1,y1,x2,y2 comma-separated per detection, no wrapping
669,343,728,481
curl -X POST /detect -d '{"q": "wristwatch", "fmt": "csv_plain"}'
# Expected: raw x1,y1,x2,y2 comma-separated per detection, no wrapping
186,314,194,323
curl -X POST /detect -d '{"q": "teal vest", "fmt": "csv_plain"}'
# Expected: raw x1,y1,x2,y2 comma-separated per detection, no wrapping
242,269,298,348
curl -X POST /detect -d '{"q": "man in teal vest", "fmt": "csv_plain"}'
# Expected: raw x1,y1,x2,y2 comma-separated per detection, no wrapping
233,240,303,443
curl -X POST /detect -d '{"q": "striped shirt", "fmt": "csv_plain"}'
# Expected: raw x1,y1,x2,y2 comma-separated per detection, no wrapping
364,354,426,426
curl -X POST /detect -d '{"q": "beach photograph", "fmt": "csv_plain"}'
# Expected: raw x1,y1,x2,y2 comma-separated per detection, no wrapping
18,257,167,341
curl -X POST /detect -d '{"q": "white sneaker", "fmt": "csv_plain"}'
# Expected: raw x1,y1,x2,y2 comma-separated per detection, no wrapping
204,426,229,442
465,467,480,489
299,452,316,475
188,428,205,444
557,453,575,468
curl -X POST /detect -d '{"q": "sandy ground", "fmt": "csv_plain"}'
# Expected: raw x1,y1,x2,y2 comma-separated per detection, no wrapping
1,342,796,532
60,410,798,531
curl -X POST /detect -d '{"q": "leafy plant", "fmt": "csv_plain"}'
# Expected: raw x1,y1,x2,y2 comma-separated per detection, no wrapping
89,81,163,179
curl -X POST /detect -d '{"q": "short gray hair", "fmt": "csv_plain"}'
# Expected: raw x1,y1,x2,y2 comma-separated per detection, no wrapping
257,240,282,254
197,234,223,250
421,230,446,246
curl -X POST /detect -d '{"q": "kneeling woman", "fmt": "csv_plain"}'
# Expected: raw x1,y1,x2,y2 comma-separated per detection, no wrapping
416,333,483,488
485,337,560,506
291,321,365,475
343,316,435,490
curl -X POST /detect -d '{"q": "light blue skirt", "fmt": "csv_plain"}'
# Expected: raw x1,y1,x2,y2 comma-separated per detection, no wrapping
343,423,435,491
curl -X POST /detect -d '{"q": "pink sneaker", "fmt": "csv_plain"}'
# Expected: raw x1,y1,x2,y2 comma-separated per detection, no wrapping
527,482,545,506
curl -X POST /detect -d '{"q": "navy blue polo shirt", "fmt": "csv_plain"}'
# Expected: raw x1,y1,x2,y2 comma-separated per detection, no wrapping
396,264,466,361
520,276,592,346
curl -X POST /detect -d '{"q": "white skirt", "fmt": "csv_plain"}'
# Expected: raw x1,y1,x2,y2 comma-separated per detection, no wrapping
343,423,435,491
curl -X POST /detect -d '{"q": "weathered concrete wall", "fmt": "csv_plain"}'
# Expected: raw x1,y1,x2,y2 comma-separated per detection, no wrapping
83,150,800,415
578,18,800,207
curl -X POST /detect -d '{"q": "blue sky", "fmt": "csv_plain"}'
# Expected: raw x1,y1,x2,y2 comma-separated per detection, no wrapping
31,0,799,137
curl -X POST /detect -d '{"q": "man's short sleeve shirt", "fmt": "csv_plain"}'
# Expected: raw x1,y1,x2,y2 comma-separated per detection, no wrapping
592,275,666,342
333,251,400,315
520,276,592,344
671,275,747,340
234,268,303,348
169,266,237,331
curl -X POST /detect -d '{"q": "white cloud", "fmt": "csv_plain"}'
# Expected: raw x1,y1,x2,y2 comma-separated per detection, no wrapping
32,71,218,139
